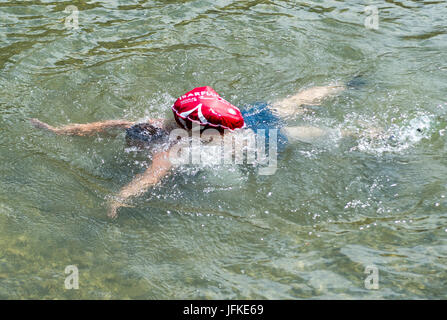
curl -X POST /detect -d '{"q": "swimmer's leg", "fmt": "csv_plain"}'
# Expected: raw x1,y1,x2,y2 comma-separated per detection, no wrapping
30,118,135,136
283,126,353,143
271,84,346,118
284,122,407,144
283,126,329,143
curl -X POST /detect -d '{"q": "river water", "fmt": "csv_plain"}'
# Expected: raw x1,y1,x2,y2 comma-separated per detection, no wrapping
0,0,446,299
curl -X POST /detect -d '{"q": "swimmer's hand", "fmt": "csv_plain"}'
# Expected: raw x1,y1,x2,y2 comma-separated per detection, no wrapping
107,200,134,219
107,201,121,219
30,118,59,133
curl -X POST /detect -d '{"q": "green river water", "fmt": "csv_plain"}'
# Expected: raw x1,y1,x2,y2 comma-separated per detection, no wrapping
0,0,447,299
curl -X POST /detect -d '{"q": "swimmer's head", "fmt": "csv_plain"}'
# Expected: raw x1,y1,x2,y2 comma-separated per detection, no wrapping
125,123,168,148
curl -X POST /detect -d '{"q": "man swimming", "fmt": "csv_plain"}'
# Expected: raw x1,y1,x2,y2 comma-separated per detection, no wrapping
31,83,348,218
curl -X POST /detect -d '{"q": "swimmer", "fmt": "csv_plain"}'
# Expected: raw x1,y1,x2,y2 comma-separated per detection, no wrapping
31,83,352,218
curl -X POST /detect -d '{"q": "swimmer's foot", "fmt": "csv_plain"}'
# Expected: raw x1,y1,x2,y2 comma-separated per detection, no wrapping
342,121,387,140
30,118,57,133
347,75,367,89
363,126,386,140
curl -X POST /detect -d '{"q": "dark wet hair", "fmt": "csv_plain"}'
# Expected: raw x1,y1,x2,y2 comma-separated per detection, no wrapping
125,123,167,144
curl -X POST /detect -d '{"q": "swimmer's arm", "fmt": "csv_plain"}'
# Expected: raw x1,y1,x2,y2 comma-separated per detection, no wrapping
271,84,345,117
107,150,172,219
30,118,136,136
